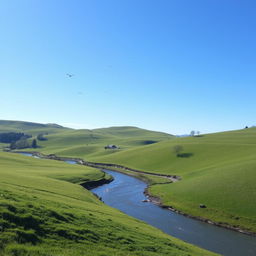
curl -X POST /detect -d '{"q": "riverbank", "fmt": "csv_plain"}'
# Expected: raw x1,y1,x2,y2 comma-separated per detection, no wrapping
1,151,217,256
81,177,113,190
11,150,256,236
92,169,256,256
144,189,256,236
10,150,179,184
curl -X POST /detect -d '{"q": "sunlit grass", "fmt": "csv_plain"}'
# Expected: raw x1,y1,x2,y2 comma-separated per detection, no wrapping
0,152,216,256
96,128,256,232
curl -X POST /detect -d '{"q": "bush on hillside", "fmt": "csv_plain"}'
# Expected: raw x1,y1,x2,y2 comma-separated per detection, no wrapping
10,139,30,150
37,134,48,141
173,145,184,156
31,139,37,148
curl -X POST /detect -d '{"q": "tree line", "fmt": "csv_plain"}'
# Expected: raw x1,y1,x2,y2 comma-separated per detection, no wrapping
0,132,31,143
0,132,40,150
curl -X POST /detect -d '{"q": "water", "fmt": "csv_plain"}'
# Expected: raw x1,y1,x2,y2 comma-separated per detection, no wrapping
17,152,256,255
19,152,33,157
18,153,76,163
64,160,77,164
92,170,256,256
19,152,39,158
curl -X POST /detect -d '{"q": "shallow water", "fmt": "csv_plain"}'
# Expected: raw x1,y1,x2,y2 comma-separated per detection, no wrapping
64,160,77,164
19,152,39,158
19,152,33,157
92,170,256,256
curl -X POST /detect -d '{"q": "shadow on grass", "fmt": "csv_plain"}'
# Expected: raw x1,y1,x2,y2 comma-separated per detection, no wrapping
177,153,194,158
143,140,157,145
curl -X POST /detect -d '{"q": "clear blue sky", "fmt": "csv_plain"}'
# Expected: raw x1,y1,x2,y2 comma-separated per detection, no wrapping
1,0,255,134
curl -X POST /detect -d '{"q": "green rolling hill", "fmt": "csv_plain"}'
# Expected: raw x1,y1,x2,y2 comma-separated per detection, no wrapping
0,120,71,135
1,119,256,251
95,127,256,233
0,152,216,256
0,120,174,159
36,126,173,159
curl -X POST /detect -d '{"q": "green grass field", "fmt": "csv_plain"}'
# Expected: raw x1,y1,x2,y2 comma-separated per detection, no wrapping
0,152,216,256
95,128,256,233
1,120,256,252
0,120,71,135
20,125,173,159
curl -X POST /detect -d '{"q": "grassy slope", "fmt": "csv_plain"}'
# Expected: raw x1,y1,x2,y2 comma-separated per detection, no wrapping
0,152,216,256
94,128,256,233
0,121,173,159
0,120,71,135
29,126,174,159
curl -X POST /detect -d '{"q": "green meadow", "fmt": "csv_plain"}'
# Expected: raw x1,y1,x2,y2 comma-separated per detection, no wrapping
3,122,173,159
0,120,70,135
96,128,256,233
0,152,216,256
1,120,256,254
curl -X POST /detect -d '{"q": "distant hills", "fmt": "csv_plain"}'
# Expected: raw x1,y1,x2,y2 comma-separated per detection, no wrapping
97,127,256,233
2,120,255,233
0,120,70,134
0,120,174,159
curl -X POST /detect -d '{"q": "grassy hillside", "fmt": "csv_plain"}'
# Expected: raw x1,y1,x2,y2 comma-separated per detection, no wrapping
0,120,174,158
23,126,174,159
0,120,70,135
95,128,256,233
3,120,255,234
0,152,216,256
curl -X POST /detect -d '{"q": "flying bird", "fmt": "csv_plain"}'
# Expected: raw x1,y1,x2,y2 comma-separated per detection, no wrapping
66,73,74,78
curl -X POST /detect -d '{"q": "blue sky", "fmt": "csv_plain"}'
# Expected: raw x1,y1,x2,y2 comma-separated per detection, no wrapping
0,0,255,134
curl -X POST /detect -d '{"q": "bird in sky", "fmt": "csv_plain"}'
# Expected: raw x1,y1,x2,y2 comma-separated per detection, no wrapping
66,73,74,77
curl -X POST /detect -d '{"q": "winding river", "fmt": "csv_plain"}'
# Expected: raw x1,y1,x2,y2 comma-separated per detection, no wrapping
19,153,256,256
92,170,256,256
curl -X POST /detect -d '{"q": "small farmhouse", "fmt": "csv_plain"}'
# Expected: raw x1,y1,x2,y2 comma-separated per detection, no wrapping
104,144,119,150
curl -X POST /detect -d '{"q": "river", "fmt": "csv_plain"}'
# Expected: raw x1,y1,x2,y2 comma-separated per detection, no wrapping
92,169,256,256
18,152,256,256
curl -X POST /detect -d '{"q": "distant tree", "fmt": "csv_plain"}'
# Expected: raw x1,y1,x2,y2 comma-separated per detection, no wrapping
173,145,184,156
11,138,30,149
31,139,37,148
196,131,200,136
245,126,248,129
10,141,17,150
37,134,47,141
190,130,195,137
0,132,31,143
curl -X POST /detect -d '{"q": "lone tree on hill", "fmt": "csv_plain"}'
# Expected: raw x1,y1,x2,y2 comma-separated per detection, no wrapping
31,139,37,148
173,145,184,157
190,130,195,137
